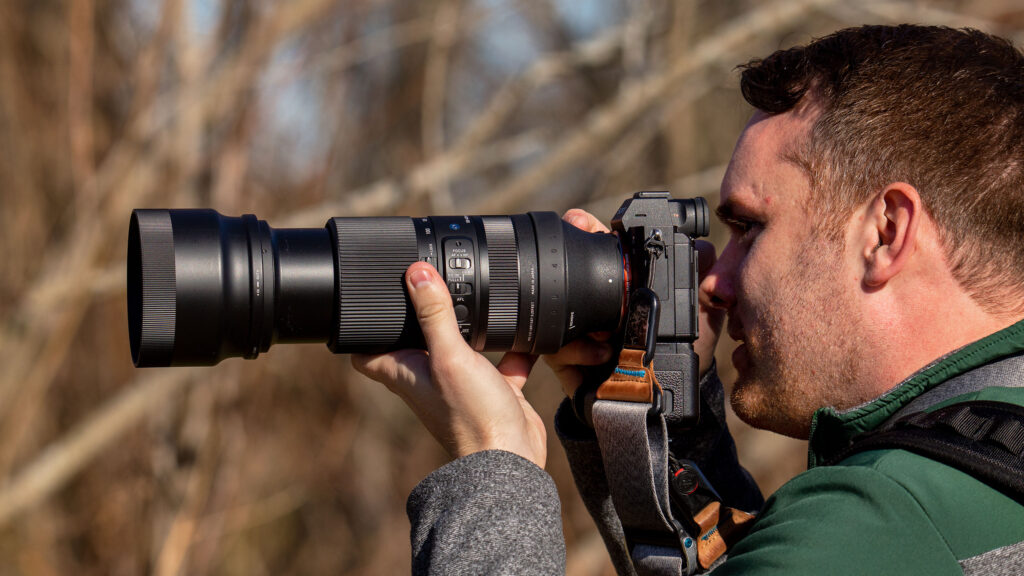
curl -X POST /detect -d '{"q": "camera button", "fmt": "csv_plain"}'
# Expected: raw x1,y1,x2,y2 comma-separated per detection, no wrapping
454,304,470,321
448,282,472,295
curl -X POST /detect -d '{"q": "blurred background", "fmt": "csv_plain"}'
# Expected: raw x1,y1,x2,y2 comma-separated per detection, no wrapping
0,0,1021,574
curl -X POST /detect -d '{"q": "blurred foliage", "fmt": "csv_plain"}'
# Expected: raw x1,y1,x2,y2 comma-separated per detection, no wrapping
0,0,1021,574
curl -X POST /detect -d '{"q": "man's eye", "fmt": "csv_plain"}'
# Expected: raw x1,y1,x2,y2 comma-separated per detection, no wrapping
727,218,759,238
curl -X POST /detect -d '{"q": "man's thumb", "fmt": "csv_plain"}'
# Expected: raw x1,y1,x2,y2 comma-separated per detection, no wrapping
406,262,467,354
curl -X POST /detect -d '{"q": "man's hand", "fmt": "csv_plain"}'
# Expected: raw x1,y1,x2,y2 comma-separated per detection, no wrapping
545,209,725,399
352,262,548,468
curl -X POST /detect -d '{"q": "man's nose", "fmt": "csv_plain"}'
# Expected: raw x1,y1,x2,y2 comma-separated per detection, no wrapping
699,246,736,311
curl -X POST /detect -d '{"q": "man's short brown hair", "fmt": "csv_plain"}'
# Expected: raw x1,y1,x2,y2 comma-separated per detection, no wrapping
740,25,1024,313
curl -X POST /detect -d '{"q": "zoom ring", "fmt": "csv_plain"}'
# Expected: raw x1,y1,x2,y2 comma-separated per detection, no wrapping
483,217,518,349
330,218,418,347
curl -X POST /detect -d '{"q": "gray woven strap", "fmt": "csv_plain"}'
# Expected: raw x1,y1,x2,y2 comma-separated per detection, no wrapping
634,545,686,575
593,399,697,575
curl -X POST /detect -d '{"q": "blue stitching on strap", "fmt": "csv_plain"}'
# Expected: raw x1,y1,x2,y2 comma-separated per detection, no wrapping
614,367,645,377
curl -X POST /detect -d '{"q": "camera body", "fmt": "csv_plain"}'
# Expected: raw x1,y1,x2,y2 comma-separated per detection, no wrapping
592,191,709,426
613,190,707,345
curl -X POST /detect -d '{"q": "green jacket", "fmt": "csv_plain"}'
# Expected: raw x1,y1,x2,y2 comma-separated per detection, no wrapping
716,318,1024,575
406,320,1024,575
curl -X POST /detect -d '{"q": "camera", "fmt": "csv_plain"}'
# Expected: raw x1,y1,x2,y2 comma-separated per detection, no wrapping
128,192,708,378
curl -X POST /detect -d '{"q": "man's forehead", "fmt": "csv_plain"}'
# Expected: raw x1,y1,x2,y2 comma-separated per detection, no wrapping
718,108,816,214
735,110,813,168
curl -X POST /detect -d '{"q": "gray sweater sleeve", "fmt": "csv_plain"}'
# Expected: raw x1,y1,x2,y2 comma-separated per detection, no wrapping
406,449,566,575
555,365,764,575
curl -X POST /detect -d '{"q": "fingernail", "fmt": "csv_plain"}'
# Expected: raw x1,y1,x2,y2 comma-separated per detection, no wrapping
597,343,614,362
409,267,434,289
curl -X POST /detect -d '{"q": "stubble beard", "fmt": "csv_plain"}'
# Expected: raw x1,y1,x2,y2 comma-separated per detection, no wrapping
729,241,860,440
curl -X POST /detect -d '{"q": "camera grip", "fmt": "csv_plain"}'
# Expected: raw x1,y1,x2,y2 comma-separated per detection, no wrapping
653,342,700,428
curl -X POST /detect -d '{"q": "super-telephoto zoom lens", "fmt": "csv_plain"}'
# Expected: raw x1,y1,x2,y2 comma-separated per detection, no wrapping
128,209,625,367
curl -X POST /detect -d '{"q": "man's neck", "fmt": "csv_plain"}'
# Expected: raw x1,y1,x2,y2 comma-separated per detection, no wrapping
862,285,1022,397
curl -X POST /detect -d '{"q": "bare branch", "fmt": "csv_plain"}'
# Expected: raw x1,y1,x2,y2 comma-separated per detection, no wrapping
829,1,1013,33
3,17,628,339
422,0,462,213
281,129,548,226
193,485,308,542
475,0,840,214
0,1,848,533
68,0,96,213
154,384,218,576
0,0,339,448
0,368,203,526
450,21,627,157
594,73,716,197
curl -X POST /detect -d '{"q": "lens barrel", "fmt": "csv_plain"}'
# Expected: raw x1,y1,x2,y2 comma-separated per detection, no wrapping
128,209,625,367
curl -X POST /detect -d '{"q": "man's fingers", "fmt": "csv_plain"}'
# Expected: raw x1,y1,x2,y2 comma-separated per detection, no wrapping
406,262,471,358
351,352,392,382
563,209,611,233
549,364,583,398
496,352,539,391
545,338,614,368
544,338,614,398
351,350,430,398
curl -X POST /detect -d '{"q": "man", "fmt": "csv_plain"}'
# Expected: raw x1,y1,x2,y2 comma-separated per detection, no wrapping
353,25,1024,574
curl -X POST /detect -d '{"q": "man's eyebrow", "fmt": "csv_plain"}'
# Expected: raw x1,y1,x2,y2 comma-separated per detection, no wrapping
715,203,735,222
715,201,746,223
715,198,761,227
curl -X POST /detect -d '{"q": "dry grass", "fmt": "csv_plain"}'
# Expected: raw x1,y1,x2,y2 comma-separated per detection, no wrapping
0,0,1020,573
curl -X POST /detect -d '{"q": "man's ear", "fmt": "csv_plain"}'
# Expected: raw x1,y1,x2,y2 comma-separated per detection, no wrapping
862,183,921,287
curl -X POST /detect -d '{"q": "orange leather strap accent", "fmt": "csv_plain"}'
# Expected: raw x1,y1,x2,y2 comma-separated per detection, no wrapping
694,502,726,569
718,507,757,547
595,348,663,403
694,501,757,569
693,501,720,535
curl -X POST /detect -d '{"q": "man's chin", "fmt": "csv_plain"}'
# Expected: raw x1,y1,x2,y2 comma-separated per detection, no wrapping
729,379,812,440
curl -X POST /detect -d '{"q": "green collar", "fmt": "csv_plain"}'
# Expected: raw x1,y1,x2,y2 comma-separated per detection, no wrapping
807,317,1024,468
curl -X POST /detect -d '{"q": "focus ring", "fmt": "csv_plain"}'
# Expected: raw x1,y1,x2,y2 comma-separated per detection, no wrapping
130,210,176,366
330,218,417,349
483,217,518,349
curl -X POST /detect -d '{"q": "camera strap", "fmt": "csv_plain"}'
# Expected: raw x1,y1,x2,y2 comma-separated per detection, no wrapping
591,287,751,575
592,365,697,573
590,287,695,574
